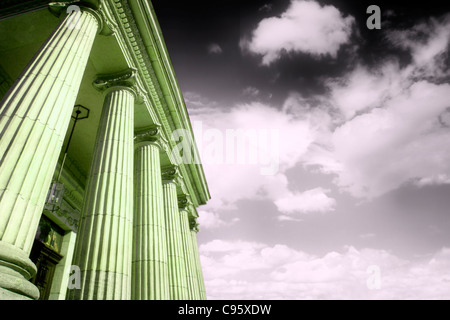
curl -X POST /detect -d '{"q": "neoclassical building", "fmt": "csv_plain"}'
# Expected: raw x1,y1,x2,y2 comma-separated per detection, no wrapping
0,0,210,300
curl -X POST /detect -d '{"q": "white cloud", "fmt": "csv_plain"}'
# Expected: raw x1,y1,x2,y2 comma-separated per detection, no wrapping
188,98,336,215
187,13,450,219
274,187,336,214
293,14,450,199
242,0,354,65
388,15,450,78
200,240,450,299
277,215,303,222
327,61,408,120
184,91,218,113
197,210,239,230
415,174,450,187
207,43,223,55
331,80,450,198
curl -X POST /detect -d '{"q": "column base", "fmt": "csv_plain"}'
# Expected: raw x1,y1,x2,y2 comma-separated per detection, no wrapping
0,241,40,300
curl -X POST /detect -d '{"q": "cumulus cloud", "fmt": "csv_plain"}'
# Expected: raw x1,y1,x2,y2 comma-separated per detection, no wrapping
186,96,336,216
331,80,450,198
294,14,450,199
185,9,450,303
327,61,407,120
186,12,450,222
200,240,450,299
274,187,336,214
242,0,354,65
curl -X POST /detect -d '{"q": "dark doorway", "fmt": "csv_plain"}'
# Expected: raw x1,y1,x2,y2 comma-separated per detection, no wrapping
30,215,64,300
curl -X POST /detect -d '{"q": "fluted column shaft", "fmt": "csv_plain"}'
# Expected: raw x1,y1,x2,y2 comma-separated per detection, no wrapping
132,140,169,300
0,9,99,300
163,180,188,299
191,230,206,300
69,87,135,300
179,208,200,300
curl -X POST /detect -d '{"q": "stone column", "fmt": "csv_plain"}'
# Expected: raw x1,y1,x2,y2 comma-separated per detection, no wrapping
0,7,100,300
162,167,189,299
191,221,207,300
132,127,169,300
68,70,136,300
178,200,200,300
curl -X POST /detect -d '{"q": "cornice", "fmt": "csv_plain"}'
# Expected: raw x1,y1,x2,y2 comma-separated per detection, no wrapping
105,0,210,207
134,1,211,205
105,0,170,131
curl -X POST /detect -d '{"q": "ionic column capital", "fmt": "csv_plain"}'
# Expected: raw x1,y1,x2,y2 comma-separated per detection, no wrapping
134,125,168,150
178,194,192,210
93,68,147,102
48,2,106,34
189,218,200,233
161,165,181,184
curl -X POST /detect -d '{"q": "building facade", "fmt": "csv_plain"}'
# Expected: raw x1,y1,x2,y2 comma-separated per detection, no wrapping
0,0,210,300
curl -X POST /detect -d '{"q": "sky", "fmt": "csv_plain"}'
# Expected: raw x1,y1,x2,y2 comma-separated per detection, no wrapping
152,0,450,299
